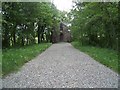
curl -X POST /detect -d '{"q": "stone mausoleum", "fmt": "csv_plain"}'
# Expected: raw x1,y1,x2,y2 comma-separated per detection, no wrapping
51,22,71,43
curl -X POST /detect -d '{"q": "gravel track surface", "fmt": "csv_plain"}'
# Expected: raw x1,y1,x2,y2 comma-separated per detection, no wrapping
3,43,118,88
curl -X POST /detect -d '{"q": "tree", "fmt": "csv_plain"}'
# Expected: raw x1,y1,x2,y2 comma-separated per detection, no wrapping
2,2,59,48
70,2,118,50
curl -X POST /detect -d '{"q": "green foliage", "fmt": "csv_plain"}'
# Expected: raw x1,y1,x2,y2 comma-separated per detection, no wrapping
2,2,59,48
2,43,51,76
70,2,118,50
72,41,119,74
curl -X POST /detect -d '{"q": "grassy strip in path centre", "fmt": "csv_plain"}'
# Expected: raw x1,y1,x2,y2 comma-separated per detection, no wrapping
2,43,51,76
72,41,119,74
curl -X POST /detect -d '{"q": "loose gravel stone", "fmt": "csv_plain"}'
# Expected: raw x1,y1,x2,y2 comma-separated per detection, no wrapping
2,43,118,88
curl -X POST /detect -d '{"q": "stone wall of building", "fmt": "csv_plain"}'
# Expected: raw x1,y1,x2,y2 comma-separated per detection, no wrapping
60,23,71,42
51,22,71,43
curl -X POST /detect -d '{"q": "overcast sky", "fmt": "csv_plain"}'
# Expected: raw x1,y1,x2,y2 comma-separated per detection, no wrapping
53,0,73,12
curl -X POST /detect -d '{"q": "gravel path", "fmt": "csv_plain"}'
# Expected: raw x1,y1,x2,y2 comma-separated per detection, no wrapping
3,43,118,88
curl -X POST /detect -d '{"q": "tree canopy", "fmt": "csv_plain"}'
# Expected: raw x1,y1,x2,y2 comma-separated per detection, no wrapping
2,2,119,51
2,2,59,48
70,2,118,50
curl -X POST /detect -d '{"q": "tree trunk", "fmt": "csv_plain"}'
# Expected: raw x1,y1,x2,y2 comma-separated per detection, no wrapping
38,25,40,44
13,30,16,46
21,36,24,46
3,29,10,48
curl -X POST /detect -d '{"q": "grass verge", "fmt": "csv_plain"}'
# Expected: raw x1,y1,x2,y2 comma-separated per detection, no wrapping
2,43,51,76
71,41,119,74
